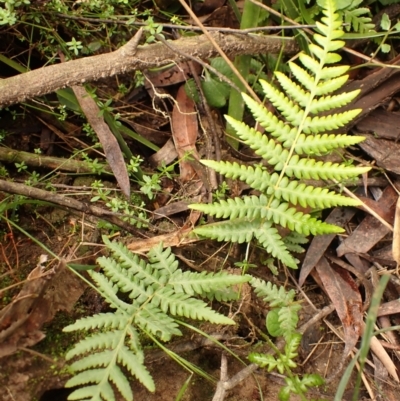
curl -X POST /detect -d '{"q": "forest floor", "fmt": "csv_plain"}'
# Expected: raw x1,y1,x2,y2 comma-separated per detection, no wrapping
2,2,400,401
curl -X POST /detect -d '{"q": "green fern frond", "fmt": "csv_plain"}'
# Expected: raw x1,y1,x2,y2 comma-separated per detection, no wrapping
343,7,374,33
269,177,360,208
283,232,308,253
309,91,360,113
63,312,128,332
64,238,249,401
293,133,365,155
65,385,102,401
193,218,259,244
224,115,289,169
66,331,123,360
170,269,246,297
69,350,115,372
252,278,301,343
190,0,370,269
284,333,302,361
133,303,182,341
109,365,132,401
118,346,154,389
147,243,179,274
275,71,310,107
299,54,349,80
263,199,343,235
201,160,271,192
191,195,268,220
286,157,370,180
251,278,297,308
303,110,361,133
253,222,298,269
278,305,301,335
238,94,295,139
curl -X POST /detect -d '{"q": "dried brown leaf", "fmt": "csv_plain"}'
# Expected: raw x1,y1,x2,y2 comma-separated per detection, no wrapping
171,85,199,182
73,85,130,198
315,257,363,357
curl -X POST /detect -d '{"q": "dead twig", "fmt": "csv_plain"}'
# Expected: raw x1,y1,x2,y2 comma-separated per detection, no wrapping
0,179,144,235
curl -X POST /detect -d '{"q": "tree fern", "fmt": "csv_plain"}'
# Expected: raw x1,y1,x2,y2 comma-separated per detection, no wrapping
63,236,250,401
190,0,370,269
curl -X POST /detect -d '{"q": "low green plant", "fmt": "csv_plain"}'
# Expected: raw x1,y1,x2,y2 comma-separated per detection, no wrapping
190,0,370,269
185,57,269,109
62,237,250,401
0,0,30,25
89,180,149,230
250,277,323,401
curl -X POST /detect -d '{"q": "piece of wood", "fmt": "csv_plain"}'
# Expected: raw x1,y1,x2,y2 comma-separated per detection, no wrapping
0,33,297,108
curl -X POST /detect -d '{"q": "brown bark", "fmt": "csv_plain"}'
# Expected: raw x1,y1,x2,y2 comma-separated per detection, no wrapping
0,33,297,108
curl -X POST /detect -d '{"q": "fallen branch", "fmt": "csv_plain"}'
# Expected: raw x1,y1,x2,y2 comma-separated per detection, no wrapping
0,147,111,173
0,33,297,107
0,179,143,235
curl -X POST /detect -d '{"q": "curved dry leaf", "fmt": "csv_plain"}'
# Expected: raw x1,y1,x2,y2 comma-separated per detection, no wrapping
171,85,199,183
73,85,130,198
315,257,363,358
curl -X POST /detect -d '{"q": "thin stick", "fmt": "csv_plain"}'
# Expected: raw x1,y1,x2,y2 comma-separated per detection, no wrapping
176,0,261,103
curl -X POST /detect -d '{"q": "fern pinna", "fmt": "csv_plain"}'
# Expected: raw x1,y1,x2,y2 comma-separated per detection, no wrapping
63,236,250,401
190,0,370,269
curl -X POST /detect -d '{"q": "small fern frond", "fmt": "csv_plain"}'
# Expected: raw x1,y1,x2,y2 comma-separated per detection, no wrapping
283,232,308,253
275,71,310,107
109,365,133,401
299,53,349,79
65,368,107,386
309,91,360,113
65,385,101,401
155,289,234,324
256,79,304,125
269,177,360,208
286,157,370,180
303,110,361,133
344,7,375,33
253,222,298,269
287,63,315,92
103,237,147,271
170,270,249,296
265,199,343,235
69,350,114,372
225,115,289,169
201,160,271,192
66,331,123,360
63,312,128,332
191,195,268,220
95,259,152,304
118,346,154,390
193,218,259,244
314,75,348,95
278,305,301,335
284,333,302,361
134,303,181,341
251,278,297,308
147,243,179,274
88,271,129,311
294,133,365,155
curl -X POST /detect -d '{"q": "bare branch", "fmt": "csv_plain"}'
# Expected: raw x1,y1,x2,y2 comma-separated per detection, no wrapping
0,33,297,107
